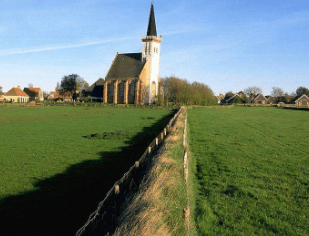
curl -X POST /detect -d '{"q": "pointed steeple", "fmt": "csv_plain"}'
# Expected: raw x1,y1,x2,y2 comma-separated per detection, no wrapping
147,3,157,37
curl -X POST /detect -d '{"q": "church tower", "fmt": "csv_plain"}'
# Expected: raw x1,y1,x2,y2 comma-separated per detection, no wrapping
142,3,162,104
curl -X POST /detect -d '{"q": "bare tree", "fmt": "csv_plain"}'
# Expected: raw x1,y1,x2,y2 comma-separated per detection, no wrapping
271,87,284,103
76,77,89,98
43,91,50,100
244,86,262,97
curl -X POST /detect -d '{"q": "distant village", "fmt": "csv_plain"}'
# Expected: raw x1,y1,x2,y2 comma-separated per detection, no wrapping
1,82,309,107
217,86,309,107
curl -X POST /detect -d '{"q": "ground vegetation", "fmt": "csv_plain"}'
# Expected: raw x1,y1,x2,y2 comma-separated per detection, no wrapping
188,106,309,235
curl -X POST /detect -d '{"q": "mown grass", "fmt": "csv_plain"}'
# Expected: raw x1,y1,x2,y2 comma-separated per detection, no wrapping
188,106,309,235
0,106,175,236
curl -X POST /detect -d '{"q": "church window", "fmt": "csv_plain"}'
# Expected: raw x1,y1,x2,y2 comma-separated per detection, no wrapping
108,83,114,97
147,43,150,54
129,81,136,96
118,81,124,97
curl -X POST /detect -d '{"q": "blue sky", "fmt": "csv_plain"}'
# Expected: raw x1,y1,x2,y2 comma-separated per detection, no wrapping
1,0,308,95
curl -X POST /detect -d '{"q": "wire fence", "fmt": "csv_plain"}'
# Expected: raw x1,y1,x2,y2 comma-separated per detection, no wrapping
76,107,183,236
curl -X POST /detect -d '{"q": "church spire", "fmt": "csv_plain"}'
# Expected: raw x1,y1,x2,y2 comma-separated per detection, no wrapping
146,2,157,37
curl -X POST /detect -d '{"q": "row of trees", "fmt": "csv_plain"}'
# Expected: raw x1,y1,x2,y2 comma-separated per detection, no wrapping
157,76,217,106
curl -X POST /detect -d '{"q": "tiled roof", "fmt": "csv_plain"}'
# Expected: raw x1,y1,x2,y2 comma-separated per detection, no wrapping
290,94,309,104
105,53,145,80
253,94,267,101
24,87,41,97
4,87,29,97
88,78,105,92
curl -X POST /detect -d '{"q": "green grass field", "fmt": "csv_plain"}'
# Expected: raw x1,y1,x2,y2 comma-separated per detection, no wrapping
188,106,309,235
0,106,175,236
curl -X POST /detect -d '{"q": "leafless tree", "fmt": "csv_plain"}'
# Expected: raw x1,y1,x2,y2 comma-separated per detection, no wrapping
271,87,284,103
244,86,262,97
43,91,50,100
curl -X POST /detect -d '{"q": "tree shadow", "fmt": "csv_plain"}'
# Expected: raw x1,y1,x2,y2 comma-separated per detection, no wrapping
0,109,177,236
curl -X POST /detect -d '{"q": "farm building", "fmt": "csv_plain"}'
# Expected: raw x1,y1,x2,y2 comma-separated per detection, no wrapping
88,78,104,102
23,87,44,101
3,86,29,103
290,94,309,106
89,3,162,104
251,94,268,104
226,94,242,104
49,91,72,101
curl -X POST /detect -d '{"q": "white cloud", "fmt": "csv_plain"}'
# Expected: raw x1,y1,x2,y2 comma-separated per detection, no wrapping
0,37,136,57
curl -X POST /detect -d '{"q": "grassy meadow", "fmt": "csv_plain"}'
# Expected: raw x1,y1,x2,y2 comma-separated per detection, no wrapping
188,106,309,235
0,106,175,236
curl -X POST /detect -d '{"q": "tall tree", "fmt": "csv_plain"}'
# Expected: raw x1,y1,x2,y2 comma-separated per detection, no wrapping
296,86,309,96
60,74,82,101
271,87,284,103
244,86,262,97
0,85,3,94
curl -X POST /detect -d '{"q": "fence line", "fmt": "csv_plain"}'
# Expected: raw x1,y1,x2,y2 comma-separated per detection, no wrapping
76,107,183,236
182,110,191,235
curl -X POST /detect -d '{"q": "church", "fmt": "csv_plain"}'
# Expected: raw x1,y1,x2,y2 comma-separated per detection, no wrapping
89,3,162,104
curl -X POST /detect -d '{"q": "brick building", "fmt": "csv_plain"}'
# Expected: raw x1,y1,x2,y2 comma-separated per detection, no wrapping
90,3,162,104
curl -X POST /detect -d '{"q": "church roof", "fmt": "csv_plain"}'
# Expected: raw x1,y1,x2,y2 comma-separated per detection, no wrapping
147,3,157,37
105,53,146,80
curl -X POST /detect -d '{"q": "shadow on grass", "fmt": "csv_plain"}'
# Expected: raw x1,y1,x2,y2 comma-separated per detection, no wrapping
0,110,176,236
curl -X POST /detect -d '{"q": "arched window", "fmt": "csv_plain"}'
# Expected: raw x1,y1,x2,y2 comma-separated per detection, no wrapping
108,82,114,103
129,81,136,97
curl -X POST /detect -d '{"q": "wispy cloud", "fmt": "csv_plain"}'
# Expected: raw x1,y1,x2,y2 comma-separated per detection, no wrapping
0,37,135,56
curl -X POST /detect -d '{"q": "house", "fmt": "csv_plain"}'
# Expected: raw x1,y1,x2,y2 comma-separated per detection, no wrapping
88,78,104,102
23,87,44,101
217,93,225,104
289,94,309,106
226,94,242,104
265,96,275,104
90,3,162,104
49,91,72,101
251,94,268,104
3,86,29,103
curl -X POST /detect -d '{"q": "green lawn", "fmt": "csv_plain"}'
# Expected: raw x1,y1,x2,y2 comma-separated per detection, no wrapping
0,106,175,236
188,106,309,235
